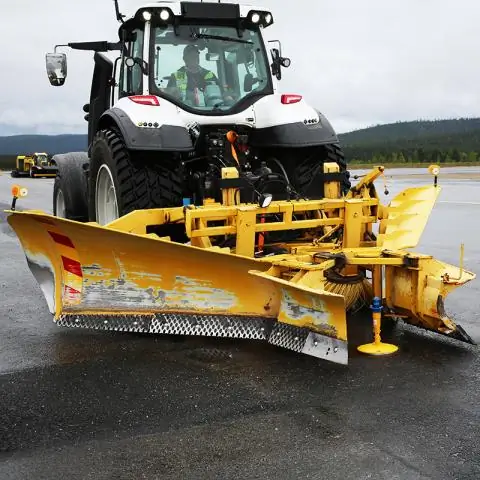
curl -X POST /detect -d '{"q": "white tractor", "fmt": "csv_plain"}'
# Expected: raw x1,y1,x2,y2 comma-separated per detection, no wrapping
46,0,350,225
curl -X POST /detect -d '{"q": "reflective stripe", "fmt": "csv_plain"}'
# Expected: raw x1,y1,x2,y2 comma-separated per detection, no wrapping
174,70,188,97
173,69,216,101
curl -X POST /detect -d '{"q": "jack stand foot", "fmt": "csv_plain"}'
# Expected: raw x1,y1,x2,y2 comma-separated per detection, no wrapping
357,342,398,355
358,296,399,356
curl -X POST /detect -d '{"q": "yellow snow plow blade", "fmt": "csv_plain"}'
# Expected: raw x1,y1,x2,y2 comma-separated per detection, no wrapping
6,210,349,364
5,165,476,364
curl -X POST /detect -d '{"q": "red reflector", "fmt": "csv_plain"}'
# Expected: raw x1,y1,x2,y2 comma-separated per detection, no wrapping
128,95,160,106
281,94,302,104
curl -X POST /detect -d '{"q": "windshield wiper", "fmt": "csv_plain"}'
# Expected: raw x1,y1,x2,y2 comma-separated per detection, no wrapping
192,33,253,44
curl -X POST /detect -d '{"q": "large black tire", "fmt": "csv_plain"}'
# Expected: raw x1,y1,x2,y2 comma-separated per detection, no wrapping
258,143,351,201
88,128,184,223
52,152,89,221
292,143,351,198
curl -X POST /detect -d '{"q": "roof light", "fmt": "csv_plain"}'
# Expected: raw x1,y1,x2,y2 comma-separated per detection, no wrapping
251,12,260,23
128,95,160,106
264,13,273,24
281,94,302,104
142,10,152,21
159,9,170,21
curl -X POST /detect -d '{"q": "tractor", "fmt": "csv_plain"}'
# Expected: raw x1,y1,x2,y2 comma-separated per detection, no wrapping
6,0,474,365
45,0,351,224
11,152,58,178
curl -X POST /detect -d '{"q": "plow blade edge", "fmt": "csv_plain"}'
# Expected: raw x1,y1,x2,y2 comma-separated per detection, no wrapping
7,211,348,364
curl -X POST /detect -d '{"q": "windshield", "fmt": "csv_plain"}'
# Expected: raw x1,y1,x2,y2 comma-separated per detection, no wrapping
36,154,48,164
150,24,272,113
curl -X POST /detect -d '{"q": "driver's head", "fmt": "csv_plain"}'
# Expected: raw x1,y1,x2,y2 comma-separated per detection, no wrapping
183,44,200,71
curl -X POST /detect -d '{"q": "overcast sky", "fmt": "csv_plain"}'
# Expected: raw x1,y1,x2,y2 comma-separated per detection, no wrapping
1,0,480,136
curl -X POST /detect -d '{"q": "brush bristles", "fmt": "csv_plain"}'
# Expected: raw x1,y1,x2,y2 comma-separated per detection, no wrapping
324,278,374,311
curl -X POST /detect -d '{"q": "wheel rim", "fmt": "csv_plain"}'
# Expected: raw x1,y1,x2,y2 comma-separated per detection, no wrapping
55,188,66,218
95,164,119,225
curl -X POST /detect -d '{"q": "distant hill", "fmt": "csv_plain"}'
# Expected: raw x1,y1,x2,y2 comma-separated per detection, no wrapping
338,118,480,163
338,118,480,146
0,134,87,156
1,118,480,165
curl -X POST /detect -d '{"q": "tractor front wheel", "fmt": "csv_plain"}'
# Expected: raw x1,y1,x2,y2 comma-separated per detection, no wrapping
88,128,184,225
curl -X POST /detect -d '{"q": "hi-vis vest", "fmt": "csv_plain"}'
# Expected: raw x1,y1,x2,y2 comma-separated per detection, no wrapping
174,67,216,102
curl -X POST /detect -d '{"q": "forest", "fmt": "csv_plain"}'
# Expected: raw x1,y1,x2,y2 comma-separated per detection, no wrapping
339,118,480,164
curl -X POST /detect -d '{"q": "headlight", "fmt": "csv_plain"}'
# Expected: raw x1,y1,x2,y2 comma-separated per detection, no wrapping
159,9,170,21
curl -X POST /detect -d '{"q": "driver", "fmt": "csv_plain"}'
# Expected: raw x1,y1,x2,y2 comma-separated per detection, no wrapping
167,45,232,105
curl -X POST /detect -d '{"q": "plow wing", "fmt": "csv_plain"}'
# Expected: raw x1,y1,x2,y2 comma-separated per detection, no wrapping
7,210,348,364
383,252,476,343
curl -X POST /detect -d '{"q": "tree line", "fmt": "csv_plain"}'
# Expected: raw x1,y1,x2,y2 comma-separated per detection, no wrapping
343,147,480,164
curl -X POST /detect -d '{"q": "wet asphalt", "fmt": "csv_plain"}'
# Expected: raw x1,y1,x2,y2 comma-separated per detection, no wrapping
0,167,479,479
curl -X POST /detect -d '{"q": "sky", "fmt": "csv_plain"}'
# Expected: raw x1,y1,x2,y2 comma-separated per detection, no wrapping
1,0,480,136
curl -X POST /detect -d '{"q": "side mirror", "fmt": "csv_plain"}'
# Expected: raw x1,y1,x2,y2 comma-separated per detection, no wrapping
270,48,291,81
270,48,281,80
46,52,67,86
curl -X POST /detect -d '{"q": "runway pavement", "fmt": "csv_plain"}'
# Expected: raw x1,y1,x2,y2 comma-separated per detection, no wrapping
0,167,479,479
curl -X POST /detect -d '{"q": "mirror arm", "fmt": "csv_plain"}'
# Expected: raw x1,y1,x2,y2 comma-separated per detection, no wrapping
54,41,121,53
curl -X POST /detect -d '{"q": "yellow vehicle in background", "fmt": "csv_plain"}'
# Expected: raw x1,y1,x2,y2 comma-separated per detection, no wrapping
10,152,58,178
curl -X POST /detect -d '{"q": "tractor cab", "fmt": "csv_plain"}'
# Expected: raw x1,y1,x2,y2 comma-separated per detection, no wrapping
33,152,49,166
114,2,291,114
45,2,291,115
148,24,270,112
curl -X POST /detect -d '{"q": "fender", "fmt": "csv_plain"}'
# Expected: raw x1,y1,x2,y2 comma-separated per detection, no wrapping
249,109,339,148
98,107,194,152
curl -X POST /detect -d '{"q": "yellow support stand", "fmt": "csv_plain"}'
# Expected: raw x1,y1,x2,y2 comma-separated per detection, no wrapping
357,296,399,355
358,264,398,356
